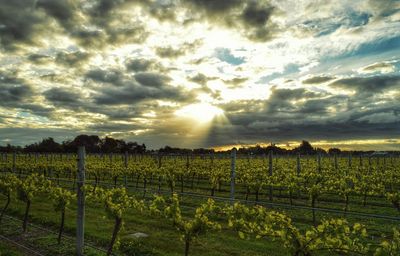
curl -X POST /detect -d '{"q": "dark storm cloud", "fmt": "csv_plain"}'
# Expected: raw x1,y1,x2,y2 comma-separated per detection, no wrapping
44,87,82,104
156,47,187,58
188,73,217,85
204,120,400,147
134,72,171,88
19,103,55,118
71,25,148,49
85,0,149,18
298,95,347,114
204,82,400,147
93,81,190,105
85,69,124,85
75,0,150,48
90,103,157,120
265,87,322,113
0,73,33,104
126,58,163,72
88,122,142,132
155,40,202,59
329,75,400,94
239,1,275,41
56,51,91,66
36,0,77,29
218,99,265,113
303,75,335,84
182,0,276,42
0,0,44,49
28,54,52,64
147,0,177,21
0,0,149,51
106,26,149,45
183,0,242,14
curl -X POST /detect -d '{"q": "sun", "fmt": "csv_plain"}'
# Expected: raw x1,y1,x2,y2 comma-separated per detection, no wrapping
175,103,224,123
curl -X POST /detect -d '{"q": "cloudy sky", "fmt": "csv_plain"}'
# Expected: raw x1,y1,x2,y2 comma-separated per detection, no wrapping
0,0,399,150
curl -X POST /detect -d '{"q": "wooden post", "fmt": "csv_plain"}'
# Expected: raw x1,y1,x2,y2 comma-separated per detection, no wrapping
317,153,321,173
158,154,162,168
230,148,236,205
334,153,338,170
268,151,273,201
296,153,301,175
77,147,85,256
12,151,16,173
124,151,128,187
348,153,352,168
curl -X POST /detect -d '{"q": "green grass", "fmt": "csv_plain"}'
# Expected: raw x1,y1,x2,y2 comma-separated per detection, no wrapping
0,195,285,256
1,173,399,256
0,240,24,256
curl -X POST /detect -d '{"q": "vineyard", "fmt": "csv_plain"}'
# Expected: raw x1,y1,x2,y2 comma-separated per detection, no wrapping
1,149,400,256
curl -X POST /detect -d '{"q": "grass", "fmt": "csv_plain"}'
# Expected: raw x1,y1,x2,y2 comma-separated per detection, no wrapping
0,168,399,255
0,240,24,256
0,195,285,256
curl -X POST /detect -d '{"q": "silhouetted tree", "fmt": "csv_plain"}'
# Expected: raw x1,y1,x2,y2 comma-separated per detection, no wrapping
24,137,61,152
294,140,316,155
328,148,341,155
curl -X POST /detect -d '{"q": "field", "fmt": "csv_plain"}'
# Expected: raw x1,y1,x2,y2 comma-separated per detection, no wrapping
1,151,400,256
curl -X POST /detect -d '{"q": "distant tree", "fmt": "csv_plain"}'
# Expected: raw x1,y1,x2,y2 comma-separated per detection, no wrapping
0,144,22,153
24,137,61,152
193,148,214,154
68,135,101,153
294,140,316,155
316,147,327,155
159,146,192,154
328,148,341,155
101,137,123,153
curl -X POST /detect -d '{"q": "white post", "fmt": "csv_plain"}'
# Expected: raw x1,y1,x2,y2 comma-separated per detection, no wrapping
77,147,85,256
230,148,237,205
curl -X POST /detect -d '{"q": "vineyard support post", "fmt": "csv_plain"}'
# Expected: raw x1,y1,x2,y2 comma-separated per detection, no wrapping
230,148,237,205
334,153,338,170
124,151,128,187
158,154,162,168
12,151,16,173
296,154,301,175
348,153,352,168
77,147,86,256
368,156,371,172
268,151,273,201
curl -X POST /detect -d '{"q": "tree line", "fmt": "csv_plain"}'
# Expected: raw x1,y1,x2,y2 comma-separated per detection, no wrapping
0,135,145,153
0,136,386,155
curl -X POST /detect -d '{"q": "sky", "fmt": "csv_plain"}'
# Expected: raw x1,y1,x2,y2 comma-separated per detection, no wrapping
0,0,399,150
